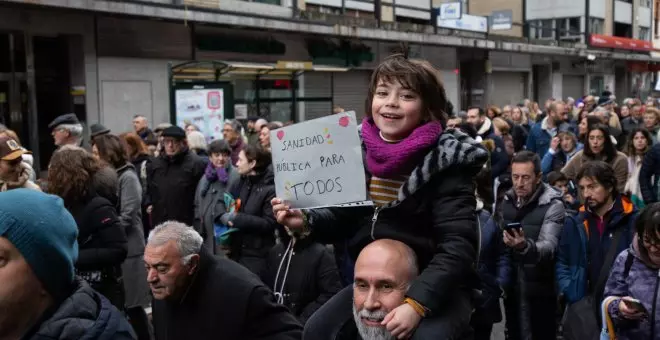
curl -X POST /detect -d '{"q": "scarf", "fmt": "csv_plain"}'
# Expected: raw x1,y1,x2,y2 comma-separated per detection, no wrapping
361,118,443,178
204,162,229,183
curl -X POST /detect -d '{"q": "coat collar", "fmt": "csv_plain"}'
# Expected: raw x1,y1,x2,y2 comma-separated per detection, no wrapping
477,117,492,136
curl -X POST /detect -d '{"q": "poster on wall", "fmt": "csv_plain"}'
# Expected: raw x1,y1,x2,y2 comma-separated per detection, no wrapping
175,88,225,141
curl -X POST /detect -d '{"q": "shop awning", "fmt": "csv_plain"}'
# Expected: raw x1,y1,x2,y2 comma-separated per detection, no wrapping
171,60,350,82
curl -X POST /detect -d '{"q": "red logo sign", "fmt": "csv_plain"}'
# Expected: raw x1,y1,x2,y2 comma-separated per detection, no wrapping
589,34,653,52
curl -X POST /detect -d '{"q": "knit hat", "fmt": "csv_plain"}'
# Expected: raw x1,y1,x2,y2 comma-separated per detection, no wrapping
0,189,79,300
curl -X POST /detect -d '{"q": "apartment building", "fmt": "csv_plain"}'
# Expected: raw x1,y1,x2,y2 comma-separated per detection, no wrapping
0,0,657,169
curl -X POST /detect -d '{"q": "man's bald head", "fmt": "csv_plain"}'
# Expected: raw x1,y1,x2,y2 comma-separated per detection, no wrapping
356,239,418,282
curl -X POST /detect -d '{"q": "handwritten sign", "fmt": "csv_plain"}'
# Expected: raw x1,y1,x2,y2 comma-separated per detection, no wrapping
271,111,368,209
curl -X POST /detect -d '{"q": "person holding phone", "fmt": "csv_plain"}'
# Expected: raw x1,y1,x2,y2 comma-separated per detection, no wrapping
603,203,660,339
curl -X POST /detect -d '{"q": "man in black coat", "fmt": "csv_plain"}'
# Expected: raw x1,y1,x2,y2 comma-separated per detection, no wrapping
466,107,510,178
146,126,206,227
145,221,303,340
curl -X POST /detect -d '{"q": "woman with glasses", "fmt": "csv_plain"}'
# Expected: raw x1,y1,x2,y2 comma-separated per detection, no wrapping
562,124,629,193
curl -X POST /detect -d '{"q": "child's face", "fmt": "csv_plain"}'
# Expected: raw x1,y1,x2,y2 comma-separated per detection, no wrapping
371,79,424,140
560,136,575,153
554,180,569,195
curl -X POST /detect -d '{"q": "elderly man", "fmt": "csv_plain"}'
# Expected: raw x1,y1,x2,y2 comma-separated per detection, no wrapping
48,113,83,148
223,120,246,165
303,239,472,340
145,221,302,340
0,189,135,339
146,126,206,227
133,115,158,146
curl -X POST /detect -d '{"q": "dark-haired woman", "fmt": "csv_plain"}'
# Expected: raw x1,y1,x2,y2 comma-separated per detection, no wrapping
93,134,151,340
624,128,654,208
562,124,629,193
222,144,278,276
194,139,240,254
120,132,153,238
47,145,127,309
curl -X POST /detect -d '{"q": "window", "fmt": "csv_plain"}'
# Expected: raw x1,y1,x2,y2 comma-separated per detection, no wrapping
556,17,581,39
589,17,605,34
638,27,651,40
529,20,554,39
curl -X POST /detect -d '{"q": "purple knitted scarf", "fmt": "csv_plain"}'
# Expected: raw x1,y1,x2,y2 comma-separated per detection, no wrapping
361,118,443,178
204,162,229,183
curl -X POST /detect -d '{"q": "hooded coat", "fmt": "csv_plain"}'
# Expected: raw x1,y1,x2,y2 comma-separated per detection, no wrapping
26,280,136,340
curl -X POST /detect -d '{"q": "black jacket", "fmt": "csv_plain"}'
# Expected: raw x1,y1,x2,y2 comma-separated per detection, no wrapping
69,193,128,308
305,129,489,315
262,237,343,325
147,149,206,226
477,118,510,178
228,169,278,276
27,280,136,340
152,250,302,340
640,142,660,204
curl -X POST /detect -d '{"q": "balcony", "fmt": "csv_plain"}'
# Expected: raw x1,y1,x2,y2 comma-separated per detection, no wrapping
183,0,293,18
294,9,379,28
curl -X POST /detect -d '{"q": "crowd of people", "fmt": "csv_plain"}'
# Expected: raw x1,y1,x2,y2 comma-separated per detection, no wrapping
1,53,660,340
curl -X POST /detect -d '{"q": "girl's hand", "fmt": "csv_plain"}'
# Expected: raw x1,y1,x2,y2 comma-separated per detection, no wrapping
271,198,305,231
381,303,422,339
619,297,647,320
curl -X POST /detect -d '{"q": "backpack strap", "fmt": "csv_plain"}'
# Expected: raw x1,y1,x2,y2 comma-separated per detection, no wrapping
623,251,634,279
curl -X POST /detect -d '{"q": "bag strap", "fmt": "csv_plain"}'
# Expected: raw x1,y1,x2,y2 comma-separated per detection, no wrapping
623,251,634,279
594,227,625,298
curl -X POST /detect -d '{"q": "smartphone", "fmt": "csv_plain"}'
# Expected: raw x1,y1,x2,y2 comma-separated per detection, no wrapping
503,222,523,236
623,298,648,314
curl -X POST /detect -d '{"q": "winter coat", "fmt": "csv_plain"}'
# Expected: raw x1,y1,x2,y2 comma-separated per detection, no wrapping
499,183,565,298
262,237,343,325
604,237,660,340
228,169,278,276
621,117,644,136
193,165,240,254
639,143,660,204
152,249,303,340
131,153,152,236
305,129,489,316
556,195,637,305
540,144,582,176
477,118,510,178
147,149,206,227
26,280,136,340
116,164,150,309
472,208,511,325
525,117,574,158
69,192,128,309
93,165,119,206
561,150,629,193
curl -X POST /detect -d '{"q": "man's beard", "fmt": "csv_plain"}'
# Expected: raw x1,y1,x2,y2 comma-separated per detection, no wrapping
352,304,395,340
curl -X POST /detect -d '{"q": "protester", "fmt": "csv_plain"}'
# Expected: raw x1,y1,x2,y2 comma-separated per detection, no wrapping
146,126,206,227
0,128,36,181
120,132,153,238
274,55,488,339
47,146,128,309
620,104,631,120
562,124,629,193
193,139,240,254
49,113,83,148
0,136,40,192
487,105,501,120
526,100,572,158
643,107,660,143
501,105,513,120
492,117,515,159
498,151,565,340
547,171,578,212
90,123,111,140
510,106,530,151
184,122,200,135
577,115,603,143
223,145,278,276
260,122,279,152
0,189,136,339
622,102,645,137
133,115,158,146
557,161,637,310
262,226,343,325
602,203,660,340
467,107,510,178
145,221,303,340
639,142,660,204
186,130,209,161
246,117,259,145
223,120,246,166
541,131,581,175
92,134,151,339
624,128,653,208
152,122,172,157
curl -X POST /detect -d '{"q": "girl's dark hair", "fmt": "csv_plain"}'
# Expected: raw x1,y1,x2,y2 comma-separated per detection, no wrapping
584,124,617,162
366,54,449,126
577,160,618,197
208,139,232,155
625,128,653,157
93,134,129,169
243,144,271,174
47,146,101,207
635,203,660,254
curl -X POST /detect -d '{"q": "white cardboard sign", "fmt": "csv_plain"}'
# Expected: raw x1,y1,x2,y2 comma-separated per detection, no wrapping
271,111,368,209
